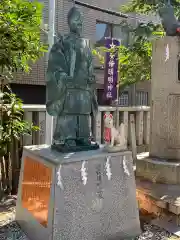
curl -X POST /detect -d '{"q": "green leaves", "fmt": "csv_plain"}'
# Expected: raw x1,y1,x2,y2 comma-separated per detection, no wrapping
117,22,163,87
0,92,39,156
120,0,180,17
0,0,45,157
0,0,48,78
118,41,152,88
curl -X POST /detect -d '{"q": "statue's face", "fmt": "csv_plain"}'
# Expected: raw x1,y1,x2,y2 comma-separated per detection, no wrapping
69,12,83,36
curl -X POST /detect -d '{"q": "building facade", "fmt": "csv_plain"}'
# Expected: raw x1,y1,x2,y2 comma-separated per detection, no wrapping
11,0,151,106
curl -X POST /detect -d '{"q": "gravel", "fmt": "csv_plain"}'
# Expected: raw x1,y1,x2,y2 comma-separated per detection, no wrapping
0,218,176,240
136,223,173,240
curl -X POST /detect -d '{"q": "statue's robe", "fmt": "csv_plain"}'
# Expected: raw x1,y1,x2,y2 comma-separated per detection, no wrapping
46,33,98,117
46,33,98,143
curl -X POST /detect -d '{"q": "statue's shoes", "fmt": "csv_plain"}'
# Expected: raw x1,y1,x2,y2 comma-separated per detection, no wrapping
51,139,99,153
65,139,77,147
76,138,91,146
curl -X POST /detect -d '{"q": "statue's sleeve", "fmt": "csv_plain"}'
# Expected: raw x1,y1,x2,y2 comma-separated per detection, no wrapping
88,52,96,86
46,37,69,116
47,37,69,86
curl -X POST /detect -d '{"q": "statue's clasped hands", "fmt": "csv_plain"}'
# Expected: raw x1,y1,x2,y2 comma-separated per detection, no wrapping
66,76,74,87
66,76,82,89
66,75,89,89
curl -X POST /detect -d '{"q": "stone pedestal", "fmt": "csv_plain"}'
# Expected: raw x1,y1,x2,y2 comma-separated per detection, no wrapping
136,37,180,233
16,145,140,240
150,36,180,160
137,37,180,183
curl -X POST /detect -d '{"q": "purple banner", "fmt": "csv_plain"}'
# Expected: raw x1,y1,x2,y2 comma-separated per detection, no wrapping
104,38,120,101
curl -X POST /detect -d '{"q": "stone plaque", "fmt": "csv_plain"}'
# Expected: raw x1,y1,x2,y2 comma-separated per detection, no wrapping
168,94,180,149
16,146,140,240
21,157,52,227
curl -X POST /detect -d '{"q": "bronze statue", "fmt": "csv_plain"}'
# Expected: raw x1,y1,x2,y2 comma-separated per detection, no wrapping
46,6,99,152
159,0,180,36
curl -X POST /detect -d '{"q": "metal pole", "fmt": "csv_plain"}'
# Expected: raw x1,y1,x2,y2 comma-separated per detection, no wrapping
45,0,56,145
48,0,55,49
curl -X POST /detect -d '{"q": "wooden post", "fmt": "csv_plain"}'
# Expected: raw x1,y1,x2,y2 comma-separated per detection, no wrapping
33,112,46,145
136,111,144,145
32,111,39,145
144,111,150,145
115,108,120,128
95,110,102,144
122,111,128,143
45,113,54,145
39,112,46,144
103,111,110,143
130,114,137,162
128,115,132,146
11,138,20,194
23,111,33,146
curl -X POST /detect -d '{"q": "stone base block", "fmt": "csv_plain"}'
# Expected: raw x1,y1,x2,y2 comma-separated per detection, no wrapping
136,177,180,224
136,152,180,184
16,145,140,240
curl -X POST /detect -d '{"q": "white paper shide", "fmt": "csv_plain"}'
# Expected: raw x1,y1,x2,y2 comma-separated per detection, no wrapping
57,165,64,190
81,161,88,185
123,156,130,176
105,156,112,180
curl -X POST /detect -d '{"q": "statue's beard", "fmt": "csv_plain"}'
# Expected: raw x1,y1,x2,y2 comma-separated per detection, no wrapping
70,24,82,36
72,29,82,37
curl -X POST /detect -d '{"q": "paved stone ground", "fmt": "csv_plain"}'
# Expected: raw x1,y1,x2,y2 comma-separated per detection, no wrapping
0,197,178,240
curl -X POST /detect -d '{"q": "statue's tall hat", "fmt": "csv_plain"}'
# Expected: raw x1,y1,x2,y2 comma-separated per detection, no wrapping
67,4,82,24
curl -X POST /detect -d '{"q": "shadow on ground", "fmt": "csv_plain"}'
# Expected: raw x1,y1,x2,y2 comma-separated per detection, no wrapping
0,221,29,240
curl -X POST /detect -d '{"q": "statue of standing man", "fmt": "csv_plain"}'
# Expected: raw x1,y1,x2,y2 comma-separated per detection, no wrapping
46,6,99,152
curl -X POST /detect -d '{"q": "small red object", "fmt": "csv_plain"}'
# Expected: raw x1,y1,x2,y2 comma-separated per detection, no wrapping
104,127,111,142
176,27,180,33
104,113,113,119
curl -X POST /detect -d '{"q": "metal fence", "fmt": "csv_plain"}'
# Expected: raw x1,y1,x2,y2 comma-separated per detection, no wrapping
136,91,148,106
119,91,149,106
